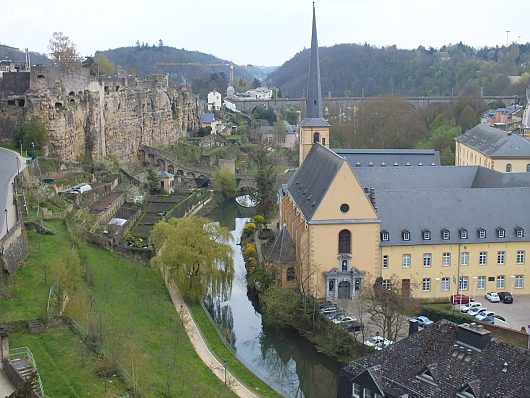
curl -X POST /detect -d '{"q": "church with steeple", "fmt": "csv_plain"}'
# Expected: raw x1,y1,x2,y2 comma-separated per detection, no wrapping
265,5,530,302
299,4,330,165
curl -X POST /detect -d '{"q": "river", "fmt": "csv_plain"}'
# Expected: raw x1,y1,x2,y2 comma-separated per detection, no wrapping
207,200,341,398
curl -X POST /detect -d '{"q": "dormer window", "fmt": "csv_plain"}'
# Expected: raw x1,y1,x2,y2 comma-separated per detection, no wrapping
497,228,505,239
381,231,389,241
456,385,477,398
515,227,524,238
441,229,450,240
402,230,410,241
416,368,437,385
478,228,486,239
422,229,431,240
459,229,468,239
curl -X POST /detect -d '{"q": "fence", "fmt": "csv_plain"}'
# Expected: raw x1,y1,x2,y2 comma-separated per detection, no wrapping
164,190,211,219
65,317,140,397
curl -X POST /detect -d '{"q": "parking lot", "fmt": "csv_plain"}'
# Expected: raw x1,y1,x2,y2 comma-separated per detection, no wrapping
459,293,530,331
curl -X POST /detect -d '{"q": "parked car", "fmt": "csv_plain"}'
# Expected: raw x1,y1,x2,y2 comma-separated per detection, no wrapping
411,316,433,327
498,292,513,304
343,320,363,332
332,315,357,325
327,311,346,320
485,292,501,303
468,306,486,317
483,314,509,327
69,183,92,194
450,294,475,304
319,306,337,315
365,336,394,350
475,310,495,321
460,302,482,313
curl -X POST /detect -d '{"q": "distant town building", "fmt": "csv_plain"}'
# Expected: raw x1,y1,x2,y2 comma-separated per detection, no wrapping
484,104,524,130
207,90,222,111
244,87,273,100
455,124,530,172
159,171,175,193
257,122,298,150
200,113,220,132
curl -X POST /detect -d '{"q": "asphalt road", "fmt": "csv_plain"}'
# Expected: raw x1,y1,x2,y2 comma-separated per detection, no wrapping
0,148,21,237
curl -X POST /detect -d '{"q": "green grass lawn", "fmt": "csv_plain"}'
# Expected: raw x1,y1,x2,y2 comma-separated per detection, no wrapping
10,326,127,397
189,303,282,398
2,220,237,398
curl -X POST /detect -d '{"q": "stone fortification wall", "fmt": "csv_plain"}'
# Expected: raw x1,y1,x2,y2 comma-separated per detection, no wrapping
0,66,200,161
0,222,28,273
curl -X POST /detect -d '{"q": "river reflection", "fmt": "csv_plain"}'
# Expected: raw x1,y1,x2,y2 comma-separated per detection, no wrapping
207,201,340,398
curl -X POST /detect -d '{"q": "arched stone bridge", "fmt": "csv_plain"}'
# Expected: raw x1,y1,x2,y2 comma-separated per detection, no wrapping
230,95,523,115
138,145,211,179
138,144,256,191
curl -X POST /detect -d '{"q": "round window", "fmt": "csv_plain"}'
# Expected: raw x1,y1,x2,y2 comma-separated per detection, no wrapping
340,203,349,213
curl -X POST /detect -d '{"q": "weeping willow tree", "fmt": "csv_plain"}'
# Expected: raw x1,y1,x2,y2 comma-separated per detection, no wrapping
150,216,234,302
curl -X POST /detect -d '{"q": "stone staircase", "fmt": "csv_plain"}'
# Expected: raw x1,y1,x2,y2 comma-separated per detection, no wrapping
8,355,43,397
27,320,46,335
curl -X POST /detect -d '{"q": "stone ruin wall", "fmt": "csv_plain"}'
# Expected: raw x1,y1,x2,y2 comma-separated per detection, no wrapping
0,66,200,162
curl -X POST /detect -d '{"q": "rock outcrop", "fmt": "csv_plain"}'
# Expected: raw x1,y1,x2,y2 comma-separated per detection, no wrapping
0,66,199,162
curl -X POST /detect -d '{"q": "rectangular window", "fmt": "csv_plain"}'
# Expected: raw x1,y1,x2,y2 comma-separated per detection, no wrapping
461,252,469,266
441,277,450,291
497,228,505,238
422,278,431,292
382,279,392,290
477,276,486,290
442,230,450,240
442,252,451,267
381,232,389,241
515,275,524,289
352,383,361,398
382,255,389,269
460,229,468,239
479,252,487,265
423,230,431,240
479,229,486,239
374,394,382,398
497,251,505,265
402,231,410,241
460,276,469,291
516,228,524,238
497,275,505,289
517,250,525,264
363,388,371,398
402,254,411,268
423,253,432,267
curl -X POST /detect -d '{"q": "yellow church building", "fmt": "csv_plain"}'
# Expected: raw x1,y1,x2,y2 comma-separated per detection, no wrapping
266,5,530,301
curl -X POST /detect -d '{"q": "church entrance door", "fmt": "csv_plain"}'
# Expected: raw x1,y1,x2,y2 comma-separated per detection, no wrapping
338,281,351,299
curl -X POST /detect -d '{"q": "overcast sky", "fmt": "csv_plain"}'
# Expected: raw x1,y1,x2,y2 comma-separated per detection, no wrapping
1,0,528,66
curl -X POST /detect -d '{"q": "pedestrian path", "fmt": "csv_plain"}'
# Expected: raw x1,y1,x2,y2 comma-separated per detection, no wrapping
165,281,260,398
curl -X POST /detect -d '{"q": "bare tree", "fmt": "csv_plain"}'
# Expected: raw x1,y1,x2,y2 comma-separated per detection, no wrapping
48,32,81,70
365,275,420,341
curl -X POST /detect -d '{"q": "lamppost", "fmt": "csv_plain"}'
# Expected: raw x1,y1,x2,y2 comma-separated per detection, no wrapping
4,209,8,234
15,154,20,174
223,359,227,385
31,142,35,159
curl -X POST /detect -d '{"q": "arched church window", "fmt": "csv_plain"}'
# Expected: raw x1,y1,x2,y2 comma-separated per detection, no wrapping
338,229,351,254
287,267,296,281
313,132,320,143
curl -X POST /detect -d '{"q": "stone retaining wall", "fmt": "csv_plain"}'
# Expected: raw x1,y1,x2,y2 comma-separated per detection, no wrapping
0,222,28,273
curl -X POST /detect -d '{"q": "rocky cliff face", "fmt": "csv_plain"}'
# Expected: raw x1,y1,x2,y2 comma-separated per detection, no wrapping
0,66,199,162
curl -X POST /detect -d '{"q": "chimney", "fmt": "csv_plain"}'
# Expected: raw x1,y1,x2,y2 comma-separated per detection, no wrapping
409,318,420,336
457,323,491,350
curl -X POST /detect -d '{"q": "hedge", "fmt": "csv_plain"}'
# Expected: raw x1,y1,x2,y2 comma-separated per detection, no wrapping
421,304,476,324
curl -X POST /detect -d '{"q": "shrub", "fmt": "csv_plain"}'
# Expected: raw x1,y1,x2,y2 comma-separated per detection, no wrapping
253,215,264,224
94,355,116,377
244,243,256,257
421,304,475,324
244,222,256,232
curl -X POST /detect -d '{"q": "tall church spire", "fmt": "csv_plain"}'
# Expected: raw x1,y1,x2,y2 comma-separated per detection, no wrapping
306,3,323,119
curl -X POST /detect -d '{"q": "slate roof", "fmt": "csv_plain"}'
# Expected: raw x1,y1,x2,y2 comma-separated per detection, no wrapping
265,226,296,263
306,4,323,119
456,124,530,158
375,187,530,246
200,113,215,124
333,148,440,167
340,321,530,398
286,143,343,220
159,171,174,178
299,117,330,128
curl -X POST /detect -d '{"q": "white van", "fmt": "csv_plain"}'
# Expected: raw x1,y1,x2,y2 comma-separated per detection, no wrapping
70,184,92,194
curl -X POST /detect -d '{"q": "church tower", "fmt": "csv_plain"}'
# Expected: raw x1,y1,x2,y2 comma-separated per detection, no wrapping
299,3,330,166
